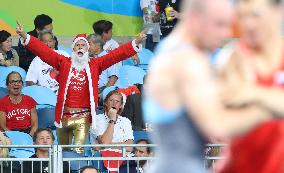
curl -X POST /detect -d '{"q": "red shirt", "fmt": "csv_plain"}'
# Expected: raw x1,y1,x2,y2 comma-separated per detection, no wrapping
65,68,90,108
0,95,37,130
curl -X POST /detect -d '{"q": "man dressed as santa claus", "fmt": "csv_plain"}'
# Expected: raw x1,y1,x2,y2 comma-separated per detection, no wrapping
16,22,146,154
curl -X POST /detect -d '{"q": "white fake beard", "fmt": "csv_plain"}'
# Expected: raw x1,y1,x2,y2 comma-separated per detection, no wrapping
71,50,89,72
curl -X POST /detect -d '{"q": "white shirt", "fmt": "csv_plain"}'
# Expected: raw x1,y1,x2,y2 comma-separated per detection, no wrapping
90,113,134,144
103,39,119,52
140,0,161,35
26,50,69,94
97,51,121,88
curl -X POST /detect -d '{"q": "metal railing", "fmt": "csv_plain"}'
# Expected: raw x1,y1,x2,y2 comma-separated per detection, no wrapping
0,144,226,173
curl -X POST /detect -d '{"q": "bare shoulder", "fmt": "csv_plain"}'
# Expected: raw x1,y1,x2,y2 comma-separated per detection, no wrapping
145,49,209,109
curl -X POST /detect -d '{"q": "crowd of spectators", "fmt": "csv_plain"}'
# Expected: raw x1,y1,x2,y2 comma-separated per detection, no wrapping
0,0,183,170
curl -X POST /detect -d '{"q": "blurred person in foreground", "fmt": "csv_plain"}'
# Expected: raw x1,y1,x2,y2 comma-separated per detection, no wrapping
144,0,272,172
218,0,284,172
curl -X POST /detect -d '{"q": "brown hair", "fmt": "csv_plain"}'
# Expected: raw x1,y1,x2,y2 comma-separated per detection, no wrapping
103,90,124,115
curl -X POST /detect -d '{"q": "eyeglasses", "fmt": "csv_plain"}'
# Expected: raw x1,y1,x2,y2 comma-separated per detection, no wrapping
9,80,23,85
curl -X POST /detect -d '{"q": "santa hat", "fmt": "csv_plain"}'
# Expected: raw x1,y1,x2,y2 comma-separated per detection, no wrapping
71,33,90,50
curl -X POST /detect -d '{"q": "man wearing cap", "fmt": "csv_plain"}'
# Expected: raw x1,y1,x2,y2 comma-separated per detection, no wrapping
16,22,146,154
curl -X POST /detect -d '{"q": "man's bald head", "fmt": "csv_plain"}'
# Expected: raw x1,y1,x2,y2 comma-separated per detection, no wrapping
179,0,234,51
180,0,233,18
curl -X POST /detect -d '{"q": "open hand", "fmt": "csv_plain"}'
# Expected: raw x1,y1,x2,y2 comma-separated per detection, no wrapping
135,31,147,45
169,9,179,19
16,21,27,40
131,54,140,64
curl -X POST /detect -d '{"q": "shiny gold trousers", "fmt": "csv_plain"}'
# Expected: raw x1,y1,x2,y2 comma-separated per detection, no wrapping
57,110,91,154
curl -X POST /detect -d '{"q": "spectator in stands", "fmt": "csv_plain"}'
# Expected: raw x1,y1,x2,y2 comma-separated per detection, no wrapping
92,20,140,64
87,34,119,91
0,30,19,66
0,71,38,136
91,90,134,152
17,14,58,71
140,0,161,51
80,166,99,173
119,139,152,173
0,131,21,173
92,20,120,52
23,128,69,173
26,30,69,94
16,22,145,154
121,83,146,131
158,0,181,39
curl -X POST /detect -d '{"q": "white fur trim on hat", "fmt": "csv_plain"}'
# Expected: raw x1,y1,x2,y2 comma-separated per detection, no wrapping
71,37,90,50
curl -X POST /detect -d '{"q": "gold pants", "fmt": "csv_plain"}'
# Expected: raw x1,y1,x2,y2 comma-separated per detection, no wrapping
57,111,91,154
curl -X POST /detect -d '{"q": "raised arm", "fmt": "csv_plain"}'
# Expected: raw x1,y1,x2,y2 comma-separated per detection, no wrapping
146,51,271,139
16,22,65,69
94,33,146,73
219,50,284,116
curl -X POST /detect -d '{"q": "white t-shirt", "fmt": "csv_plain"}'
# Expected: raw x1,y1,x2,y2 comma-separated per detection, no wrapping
140,0,161,35
26,50,69,94
90,113,134,144
97,51,121,88
103,39,119,52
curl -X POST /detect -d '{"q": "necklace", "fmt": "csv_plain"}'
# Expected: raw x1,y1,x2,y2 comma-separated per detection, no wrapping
9,95,22,104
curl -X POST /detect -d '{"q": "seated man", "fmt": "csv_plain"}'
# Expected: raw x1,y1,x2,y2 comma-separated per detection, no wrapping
91,90,134,152
119,139,153,173
22,128,69,173
87,34,120,91
26,30,69,94
17,14,58,71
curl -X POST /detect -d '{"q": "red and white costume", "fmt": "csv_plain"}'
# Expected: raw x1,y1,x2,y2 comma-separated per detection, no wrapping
21,34,141,129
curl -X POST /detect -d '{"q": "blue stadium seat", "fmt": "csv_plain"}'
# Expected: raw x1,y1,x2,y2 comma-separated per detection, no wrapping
115,65,146,88
22,86,57,109
102,86,118,101
5,131,35,158
122,57,136,66
84,134,93,157
63,151,88,172
37,107,56,130
133,131,149,143
136,48,154,70
0,87,8,99
52,130,58,145
0,66,27,88
58,45,72,56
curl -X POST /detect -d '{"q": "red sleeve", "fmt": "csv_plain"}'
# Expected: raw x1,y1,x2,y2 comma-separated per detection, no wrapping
93,41,137,73
0,97,6,112
25,36,67,70
24,95,37,109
